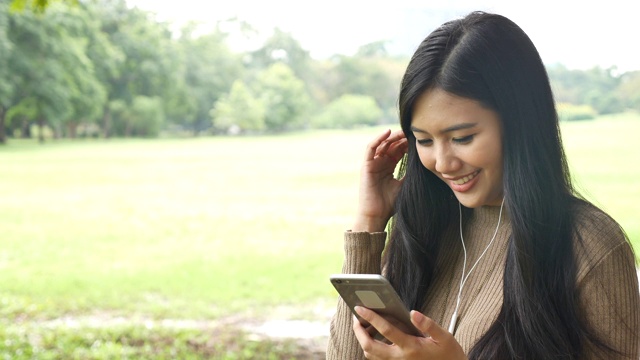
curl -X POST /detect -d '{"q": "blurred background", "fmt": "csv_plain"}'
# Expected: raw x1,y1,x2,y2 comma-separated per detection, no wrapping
0,0,638,358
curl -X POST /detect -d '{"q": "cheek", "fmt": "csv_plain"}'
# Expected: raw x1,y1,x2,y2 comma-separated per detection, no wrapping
416,148,435,171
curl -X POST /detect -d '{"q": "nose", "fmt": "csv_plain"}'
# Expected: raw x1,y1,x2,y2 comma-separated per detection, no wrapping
434,143,461,174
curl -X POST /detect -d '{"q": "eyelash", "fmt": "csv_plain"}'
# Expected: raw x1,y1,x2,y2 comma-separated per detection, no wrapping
453,135,474,144
416,135,475,146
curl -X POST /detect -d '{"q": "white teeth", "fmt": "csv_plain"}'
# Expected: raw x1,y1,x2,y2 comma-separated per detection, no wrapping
453,172,477,185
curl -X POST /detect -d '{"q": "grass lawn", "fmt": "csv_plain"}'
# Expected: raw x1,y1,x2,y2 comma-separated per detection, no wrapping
0,112,638,358
561,112,640,245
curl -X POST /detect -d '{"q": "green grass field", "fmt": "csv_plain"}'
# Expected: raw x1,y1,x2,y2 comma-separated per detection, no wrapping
1,112,639,358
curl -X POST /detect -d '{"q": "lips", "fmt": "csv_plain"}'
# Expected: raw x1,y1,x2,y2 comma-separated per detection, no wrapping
452,170,480,185
446,170,481,193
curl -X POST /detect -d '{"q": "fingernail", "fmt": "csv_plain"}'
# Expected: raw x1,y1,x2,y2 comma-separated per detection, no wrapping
354,306,365,315
410,310,424,325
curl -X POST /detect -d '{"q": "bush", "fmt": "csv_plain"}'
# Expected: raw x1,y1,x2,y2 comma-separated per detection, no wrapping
557,103,597,121
211,80,266,134
311,94,382,129
130,96,165,137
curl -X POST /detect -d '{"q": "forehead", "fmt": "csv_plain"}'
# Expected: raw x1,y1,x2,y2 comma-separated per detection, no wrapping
411,88,500,130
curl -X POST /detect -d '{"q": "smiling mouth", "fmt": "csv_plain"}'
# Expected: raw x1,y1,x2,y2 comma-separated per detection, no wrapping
452,170,480,185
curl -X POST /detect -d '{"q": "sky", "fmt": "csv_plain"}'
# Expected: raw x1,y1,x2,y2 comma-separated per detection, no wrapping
126,0,640,72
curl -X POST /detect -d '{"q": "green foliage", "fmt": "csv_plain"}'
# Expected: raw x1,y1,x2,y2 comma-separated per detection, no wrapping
617,71,640,112
177,23,244,133
311,94,383,128
106,96,164,137
0,1,13,106
5,97,38,124
250,28,311,81
3,0,107,141
9,0,77,13
324,55,403,122
254,62,311,132
356,40,389,58
1,1,637,141
88,0,183,137
129,96,165,137
557,103,597,121
548,64,625,114
211,80,266,133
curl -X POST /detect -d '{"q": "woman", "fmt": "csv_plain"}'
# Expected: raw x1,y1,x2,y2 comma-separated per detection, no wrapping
327,12,639,359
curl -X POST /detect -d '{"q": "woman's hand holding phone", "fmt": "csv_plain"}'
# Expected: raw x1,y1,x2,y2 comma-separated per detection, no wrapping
353,129,408,233
353,307,467,360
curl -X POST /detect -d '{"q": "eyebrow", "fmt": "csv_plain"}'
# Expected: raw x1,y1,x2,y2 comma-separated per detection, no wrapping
410,122,478,134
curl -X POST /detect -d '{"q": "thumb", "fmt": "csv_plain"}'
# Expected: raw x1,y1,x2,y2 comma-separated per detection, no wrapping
410,310,446,339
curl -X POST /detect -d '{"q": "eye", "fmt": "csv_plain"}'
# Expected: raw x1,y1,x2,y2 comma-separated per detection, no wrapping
416,138,433,146
453,135,474,144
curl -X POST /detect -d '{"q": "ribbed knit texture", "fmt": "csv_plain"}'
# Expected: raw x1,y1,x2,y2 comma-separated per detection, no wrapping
327,231,387,360
327,205,640,359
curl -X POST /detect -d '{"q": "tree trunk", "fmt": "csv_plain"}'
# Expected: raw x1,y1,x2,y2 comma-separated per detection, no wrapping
124,119,132,137
102,105,111,138
37,117,45,143
0,107,6,144
67,121,77,139
53,123,62,139
21,117,31,138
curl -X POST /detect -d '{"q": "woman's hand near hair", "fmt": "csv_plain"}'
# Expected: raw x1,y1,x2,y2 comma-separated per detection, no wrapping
353,306,467,360
353,129,408,233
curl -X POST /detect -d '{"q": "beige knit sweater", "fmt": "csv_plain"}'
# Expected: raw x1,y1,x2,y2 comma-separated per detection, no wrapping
327,204,640,359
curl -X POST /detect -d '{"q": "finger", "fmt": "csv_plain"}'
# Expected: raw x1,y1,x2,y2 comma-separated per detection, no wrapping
410,310,447,340
365,324,379,338
352,315,387,357
387,138,408,163
374,140,392,159
386,129,406,143
375,132,407,159
381,130,406,151
365,129,392,161
355,306,409,347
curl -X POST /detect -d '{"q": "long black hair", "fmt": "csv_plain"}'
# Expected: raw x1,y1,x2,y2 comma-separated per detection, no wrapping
384,12,615,359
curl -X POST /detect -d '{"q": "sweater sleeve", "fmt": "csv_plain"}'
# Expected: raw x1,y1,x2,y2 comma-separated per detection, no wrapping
326,231,387,360
577,241,640,359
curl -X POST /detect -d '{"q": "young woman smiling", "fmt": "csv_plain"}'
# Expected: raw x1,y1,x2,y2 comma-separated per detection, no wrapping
327,12,639,360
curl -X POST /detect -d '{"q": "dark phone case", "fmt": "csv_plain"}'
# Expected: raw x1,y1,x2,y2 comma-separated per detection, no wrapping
330,274,425,339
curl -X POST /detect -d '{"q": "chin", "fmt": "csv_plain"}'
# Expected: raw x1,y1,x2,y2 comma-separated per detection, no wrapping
455,193,500,208
454,196,482,208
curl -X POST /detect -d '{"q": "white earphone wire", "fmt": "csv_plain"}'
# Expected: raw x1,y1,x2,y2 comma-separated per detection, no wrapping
448,198,505,334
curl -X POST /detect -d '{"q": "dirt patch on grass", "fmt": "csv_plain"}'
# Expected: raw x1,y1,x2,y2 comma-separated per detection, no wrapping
10,305,333,359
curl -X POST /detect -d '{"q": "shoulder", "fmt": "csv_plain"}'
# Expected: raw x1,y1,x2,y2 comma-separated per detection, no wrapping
571,200,635,284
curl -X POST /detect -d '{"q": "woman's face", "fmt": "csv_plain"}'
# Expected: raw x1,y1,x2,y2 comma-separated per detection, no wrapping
410,88,504,208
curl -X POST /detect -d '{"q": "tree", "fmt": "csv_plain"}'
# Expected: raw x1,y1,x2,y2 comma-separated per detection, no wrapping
6,2,104,142
311,94,383,129
9,0,76,13
250,28,311,81
176,22,244,134
322,53,404,123
0,0,13,143
73,0,123,137
128,96,164,137
547,64,624,114
356,40,389,58
92,0,181,137
254,62,310,132
616,71,640,112
211,80,265,133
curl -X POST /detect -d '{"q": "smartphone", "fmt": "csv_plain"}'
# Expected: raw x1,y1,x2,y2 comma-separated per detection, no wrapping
330,274,425,339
